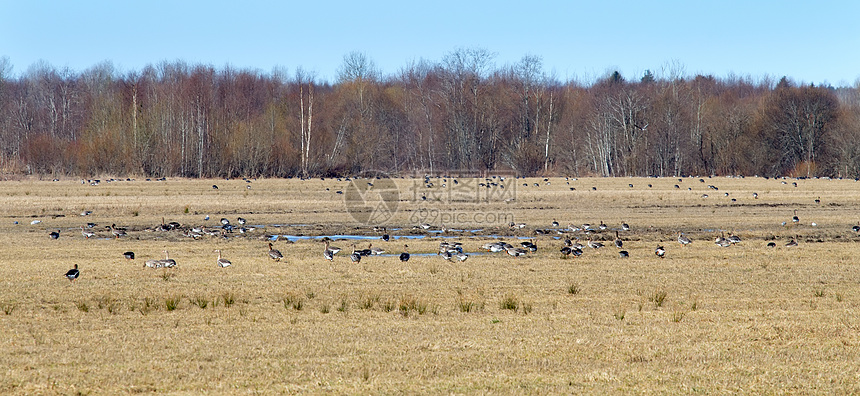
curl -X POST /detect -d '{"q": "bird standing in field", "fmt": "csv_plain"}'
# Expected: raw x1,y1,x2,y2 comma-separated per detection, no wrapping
350,244,362,263
792,210,799,224
81,226,95,239
268,243,283,262
123,251,135,260
399,244,410,262
586,238,603,250
614,231,623,249
49,230,60,239
110,224,127,239
215,249,231,267
323,240,341,255
64,264,80,282
323,241,335,262
655,246,666,258
678,233,692,247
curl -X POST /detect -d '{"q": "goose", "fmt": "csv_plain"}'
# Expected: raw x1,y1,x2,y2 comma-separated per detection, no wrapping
123,251,135,260
766,242,777,248
80,226,96,239
382,234,390,242
355,244,373,257
655,246,666,258
560,246,572,256
350,244,362,263
521,240,538,252
792,210,799,223
551,219,560,227
268,243,283,261
853,223,860,233
237,217,246,225
399,244,410,262
482,242,507,253
370,244,386,255
64,264,80,282
505,246,528,257
323,240,342,255
452,251,468,262
161,250,177,268
598,221,607,231
619,250,629,258
49,230,60,239
715,233,731,248
785,236,799,247
144,258,162,268
727,233,742,244
321,240,337,261
614,231,623,249
570,247,583,257
678,233,692,246
220,218,230,226
621,222,630,231
157,217,171,232
814,197,821,204
110,224,127,239
586,238,604,250
753,192,759,199
215,250,231,267
439,241,463,255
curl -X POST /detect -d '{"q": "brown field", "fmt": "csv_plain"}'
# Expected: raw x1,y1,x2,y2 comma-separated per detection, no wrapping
1,176,860,394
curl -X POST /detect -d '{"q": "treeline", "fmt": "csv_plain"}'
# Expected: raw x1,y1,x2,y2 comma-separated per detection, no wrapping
0,51,859,178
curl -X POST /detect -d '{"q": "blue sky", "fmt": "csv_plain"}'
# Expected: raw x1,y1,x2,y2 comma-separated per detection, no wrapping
2,0,859,86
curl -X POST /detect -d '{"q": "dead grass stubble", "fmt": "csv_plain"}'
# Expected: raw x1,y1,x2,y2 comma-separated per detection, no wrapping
0,177,859,393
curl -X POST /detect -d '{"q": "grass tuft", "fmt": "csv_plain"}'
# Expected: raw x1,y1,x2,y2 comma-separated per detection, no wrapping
2,302,16,315
337,297,349,312
651,289,668,308
398,296,428,317
568,283,581,295
221,292,235,308
457,299,483,313
165,296,181,311
500,294,519,311
192,296,209,309
283,293,304,311
522,302,533,315
359,293,380,310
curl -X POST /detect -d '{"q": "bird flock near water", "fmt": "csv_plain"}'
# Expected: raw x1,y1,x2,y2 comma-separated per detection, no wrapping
49,175,854,283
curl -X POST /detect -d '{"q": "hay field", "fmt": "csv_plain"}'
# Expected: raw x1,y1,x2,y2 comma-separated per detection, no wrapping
1,176,860,394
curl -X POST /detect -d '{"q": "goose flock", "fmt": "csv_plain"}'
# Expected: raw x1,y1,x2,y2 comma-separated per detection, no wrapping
49,174,856,283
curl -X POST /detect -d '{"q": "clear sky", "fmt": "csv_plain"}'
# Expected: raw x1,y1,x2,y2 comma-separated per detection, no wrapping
2,0,859,86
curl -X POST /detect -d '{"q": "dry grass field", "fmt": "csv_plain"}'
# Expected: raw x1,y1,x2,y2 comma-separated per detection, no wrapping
2,175,860,394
